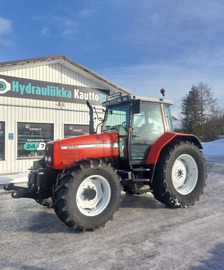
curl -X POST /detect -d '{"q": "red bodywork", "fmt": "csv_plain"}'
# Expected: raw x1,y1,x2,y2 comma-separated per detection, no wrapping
48,131,202,171
50,133,119,170
146,132,202,165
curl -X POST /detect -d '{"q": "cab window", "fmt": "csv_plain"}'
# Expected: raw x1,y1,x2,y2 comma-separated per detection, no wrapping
131,102,164,161
102,104,130,136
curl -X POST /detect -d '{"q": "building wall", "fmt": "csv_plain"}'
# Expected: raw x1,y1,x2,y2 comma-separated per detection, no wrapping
0,62,107,87
0,61,115,174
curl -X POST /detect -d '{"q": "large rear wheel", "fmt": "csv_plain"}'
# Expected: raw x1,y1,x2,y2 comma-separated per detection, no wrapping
152,141,206,207
52,159,121,231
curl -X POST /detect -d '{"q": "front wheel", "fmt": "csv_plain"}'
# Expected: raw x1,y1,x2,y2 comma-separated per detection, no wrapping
152,141,206,208
52,159,121,231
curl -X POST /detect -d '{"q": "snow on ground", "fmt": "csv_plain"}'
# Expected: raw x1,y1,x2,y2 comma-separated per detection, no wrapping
202,138,224,156
0,139,224,185
0,171,29,185
202,138,224,163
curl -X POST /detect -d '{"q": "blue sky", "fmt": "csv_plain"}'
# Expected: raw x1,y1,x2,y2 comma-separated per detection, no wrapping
1,0,224,113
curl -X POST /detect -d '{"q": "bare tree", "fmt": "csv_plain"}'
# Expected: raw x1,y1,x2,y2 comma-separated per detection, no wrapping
180,82,218,141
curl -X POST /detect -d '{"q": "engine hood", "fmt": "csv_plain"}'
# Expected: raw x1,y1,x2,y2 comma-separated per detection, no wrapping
46,133,119,170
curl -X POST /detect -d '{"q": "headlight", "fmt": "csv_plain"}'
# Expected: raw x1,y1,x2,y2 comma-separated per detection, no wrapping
45,144,54,166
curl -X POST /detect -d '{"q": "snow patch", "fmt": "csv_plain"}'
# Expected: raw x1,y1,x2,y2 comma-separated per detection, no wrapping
202,139,224,156
0,172,29,185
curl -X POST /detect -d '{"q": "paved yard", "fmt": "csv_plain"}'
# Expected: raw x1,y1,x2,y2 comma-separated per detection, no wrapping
0,162,224,270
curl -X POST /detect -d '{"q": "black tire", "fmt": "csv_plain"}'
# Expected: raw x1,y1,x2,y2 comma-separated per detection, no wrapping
52,159,121,231
152,141,206,208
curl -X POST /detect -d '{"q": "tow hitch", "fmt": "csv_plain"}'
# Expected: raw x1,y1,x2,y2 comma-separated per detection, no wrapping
3,159,58,201
4,183,38,199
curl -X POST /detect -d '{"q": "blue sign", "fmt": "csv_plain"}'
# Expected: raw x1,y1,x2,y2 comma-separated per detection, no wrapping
8,133,14,140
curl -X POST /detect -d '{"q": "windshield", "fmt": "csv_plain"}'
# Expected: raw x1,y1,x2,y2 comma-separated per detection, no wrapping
102,104,130,135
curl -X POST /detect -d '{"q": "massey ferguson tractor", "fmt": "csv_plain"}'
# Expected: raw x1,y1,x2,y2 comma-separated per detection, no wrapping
4,91,206,231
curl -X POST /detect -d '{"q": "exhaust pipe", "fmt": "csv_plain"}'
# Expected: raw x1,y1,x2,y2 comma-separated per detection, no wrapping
86,101,95,134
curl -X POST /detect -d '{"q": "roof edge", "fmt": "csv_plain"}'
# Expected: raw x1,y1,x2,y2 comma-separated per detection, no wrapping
0,54,131,95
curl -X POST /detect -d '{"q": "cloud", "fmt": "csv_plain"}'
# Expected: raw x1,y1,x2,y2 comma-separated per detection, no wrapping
0,17,13,46
35,15,79,40
0,17,12,36
41,26,50,37
53,16,79,38
79,8,97,18
121,1,224,59
98,58,224,113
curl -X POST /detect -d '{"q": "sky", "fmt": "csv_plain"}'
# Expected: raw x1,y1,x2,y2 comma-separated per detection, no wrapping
1,0,224,114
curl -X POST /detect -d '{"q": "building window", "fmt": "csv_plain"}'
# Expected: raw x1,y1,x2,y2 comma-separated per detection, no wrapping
64,124,89,138
0,122,5,160
17,122,54,158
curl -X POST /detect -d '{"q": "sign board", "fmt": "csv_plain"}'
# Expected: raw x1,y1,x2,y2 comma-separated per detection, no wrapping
8,133,13,140
0,75,109,105
64,124,89,138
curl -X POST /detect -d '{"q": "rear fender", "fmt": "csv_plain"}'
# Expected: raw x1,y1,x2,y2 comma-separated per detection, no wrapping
146,132,202,165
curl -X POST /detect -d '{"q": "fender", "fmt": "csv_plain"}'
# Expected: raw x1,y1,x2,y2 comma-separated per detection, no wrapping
146,132,202,165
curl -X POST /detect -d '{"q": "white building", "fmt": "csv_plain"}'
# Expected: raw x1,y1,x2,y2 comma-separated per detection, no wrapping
0,55,131,174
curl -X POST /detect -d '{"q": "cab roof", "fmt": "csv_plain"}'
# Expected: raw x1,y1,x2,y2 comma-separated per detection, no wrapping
133,95,174,105
102,93,174,107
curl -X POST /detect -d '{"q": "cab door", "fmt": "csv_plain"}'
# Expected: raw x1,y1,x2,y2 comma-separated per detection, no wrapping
102,103,131,163
130,102,165,163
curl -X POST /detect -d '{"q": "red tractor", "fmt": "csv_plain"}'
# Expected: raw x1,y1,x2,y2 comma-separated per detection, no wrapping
5,92,206,231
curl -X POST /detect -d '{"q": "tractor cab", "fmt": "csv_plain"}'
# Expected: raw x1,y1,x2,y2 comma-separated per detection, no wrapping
102,93,174,166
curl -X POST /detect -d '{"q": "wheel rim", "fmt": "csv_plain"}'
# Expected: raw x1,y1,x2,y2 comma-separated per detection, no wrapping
171,154,198,195
76,175,111,217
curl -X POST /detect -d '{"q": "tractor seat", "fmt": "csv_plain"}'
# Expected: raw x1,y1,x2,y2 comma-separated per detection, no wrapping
137,123,154,137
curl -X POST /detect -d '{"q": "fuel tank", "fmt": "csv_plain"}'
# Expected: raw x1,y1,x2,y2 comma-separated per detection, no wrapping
45,133,119,170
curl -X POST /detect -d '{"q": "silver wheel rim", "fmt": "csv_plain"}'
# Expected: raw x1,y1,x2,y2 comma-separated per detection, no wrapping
171,154,198,195
76,175,111,217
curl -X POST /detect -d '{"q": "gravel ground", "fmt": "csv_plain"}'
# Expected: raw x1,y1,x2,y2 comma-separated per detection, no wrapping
0,161,224,270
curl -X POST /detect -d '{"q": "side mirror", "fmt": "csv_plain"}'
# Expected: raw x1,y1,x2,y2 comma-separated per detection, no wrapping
132,99,141,114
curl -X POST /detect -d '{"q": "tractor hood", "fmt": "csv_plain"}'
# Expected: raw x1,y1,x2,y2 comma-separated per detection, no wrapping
45,133,119,170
